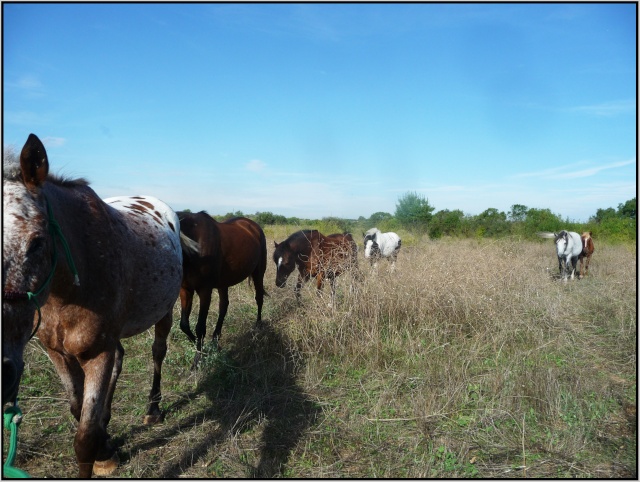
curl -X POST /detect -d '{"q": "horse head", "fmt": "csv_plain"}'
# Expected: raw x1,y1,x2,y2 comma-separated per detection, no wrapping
3,134,54,405
364,239,381,260
554,230,570,256
273,240,296,288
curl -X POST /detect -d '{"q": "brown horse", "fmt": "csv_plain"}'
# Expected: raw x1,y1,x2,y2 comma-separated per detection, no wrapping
579,231,595,278
273,230,359,302
177,211,267,359
2,134,197,477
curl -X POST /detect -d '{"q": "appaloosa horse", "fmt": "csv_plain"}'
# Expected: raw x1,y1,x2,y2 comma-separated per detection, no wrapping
273,230,359,302
177,211,267,359
362,227,402,269
2,134,196,478
579,231,595,278
538,230,583,281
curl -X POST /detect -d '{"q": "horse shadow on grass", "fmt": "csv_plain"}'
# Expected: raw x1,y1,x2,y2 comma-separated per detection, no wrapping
115,322,319,478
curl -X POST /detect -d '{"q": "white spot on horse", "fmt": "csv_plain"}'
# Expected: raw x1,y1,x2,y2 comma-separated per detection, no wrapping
277,257,283,270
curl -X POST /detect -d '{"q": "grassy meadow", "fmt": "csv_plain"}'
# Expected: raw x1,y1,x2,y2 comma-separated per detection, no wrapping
3,230,637,478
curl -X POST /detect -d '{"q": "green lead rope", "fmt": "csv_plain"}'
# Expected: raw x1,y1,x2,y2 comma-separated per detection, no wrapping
3,406,30,478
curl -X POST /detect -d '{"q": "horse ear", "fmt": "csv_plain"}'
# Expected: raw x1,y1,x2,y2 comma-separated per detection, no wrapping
20,134,49,190
274,241,279,248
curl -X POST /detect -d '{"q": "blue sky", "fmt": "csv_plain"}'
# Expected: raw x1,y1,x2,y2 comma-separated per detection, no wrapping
3,3,636,221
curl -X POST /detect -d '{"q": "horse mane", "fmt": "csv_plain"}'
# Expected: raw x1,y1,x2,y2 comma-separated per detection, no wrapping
3,148,89,187
47,173,90,188
286,229,318,244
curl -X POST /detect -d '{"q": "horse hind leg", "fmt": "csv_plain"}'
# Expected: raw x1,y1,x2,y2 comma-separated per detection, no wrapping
212,287,229,344
252,270,266,326
100,342,124,430
144,309,172,425
179,287,196,344
191,288,213,368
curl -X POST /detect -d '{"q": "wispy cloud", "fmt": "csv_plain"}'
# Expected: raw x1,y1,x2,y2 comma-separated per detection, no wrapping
8,75,45,98
565,100,635,117
511,159,635,180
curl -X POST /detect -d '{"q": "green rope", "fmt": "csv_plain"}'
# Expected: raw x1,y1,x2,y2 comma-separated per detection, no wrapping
44,198,80,287
3,406,30,478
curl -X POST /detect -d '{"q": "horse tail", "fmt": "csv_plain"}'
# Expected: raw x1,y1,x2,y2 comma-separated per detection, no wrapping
257,226,268,297
180,231,200,259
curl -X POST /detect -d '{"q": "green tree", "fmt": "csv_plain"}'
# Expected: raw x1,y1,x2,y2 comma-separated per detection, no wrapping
508,204,528,222
617,198,636,219
472,208,509,237
395,191,435,231
369,211,393,224
524,207,563,235
429,209,464,239
591,207,617,224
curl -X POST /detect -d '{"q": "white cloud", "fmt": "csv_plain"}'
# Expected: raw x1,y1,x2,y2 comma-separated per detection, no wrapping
246,159,267,173
42,137,66,148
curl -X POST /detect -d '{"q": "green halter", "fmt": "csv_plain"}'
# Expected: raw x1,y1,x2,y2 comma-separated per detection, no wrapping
3,196,80,340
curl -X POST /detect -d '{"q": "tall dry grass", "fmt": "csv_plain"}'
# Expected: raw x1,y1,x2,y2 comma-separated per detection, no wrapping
4,234,636,478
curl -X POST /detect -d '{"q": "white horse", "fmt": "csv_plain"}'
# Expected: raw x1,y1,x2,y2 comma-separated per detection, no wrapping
363,228,402,270
538,230,583,281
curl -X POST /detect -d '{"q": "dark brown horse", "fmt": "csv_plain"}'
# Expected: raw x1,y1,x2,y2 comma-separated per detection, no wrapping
579,231,595,278
177,211,267,358
273,230,359,302
2,134,197,477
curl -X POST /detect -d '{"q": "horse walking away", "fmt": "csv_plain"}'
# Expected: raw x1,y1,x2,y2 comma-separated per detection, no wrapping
2,134,197,478
538,230,583,281
273,230,360,303
363,227,401,269
579,231,595,278
177,211,267,363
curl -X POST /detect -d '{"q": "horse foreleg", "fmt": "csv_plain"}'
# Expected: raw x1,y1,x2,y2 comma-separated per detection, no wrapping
584,254,591,276
74,349,118,478
47,349,84,422
294,272,307,300
579,254,591,278
328,274,336,308
179,287,196,343
570,256,579,280
212,287,229,343
144,310,172,425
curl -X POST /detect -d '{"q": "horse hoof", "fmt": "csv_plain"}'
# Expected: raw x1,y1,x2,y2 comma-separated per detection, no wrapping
143,413,164,425
93,453,120,476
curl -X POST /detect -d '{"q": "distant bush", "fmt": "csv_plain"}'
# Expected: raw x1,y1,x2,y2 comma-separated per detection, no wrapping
205,197,636,244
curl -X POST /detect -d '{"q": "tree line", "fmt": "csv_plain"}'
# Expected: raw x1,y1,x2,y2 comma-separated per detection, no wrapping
190,192,636,243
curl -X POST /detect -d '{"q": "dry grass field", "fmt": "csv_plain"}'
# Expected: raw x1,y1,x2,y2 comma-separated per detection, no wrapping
4,232,636,478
